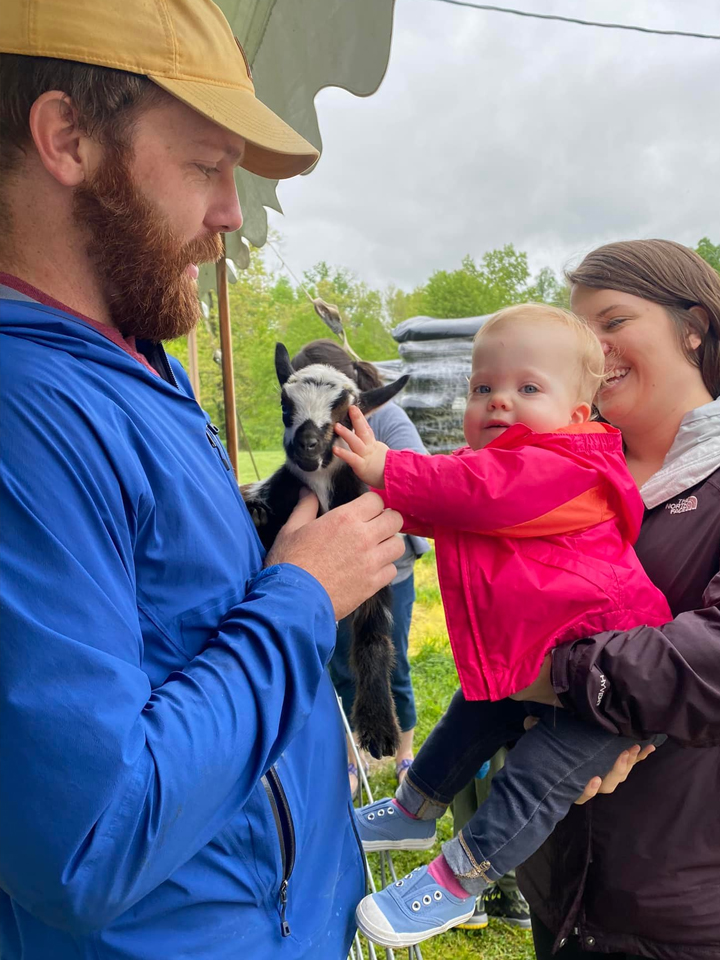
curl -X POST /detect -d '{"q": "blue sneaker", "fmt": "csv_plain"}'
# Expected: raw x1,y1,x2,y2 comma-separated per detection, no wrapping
355,864,476,947
355,797,436,852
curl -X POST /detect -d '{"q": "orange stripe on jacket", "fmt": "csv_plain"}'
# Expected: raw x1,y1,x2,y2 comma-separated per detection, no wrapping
490,485,614,538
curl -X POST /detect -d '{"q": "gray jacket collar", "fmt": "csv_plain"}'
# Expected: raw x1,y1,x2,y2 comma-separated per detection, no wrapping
641,397,720,509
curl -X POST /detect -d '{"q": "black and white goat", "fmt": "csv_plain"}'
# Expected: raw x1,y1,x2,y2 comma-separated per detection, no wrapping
242,343,409,759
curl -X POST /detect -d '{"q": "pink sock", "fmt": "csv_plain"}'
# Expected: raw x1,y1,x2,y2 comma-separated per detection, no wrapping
427,854,472,900
392,798,418,819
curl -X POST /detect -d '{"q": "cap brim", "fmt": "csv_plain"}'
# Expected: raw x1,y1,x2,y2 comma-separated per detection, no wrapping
150,76,319,180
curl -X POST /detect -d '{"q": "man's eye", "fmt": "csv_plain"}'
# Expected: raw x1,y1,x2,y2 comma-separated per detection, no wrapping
195,164,220,178
521,384,539,394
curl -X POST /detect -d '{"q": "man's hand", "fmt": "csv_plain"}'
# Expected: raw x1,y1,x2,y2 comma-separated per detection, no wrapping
266,490,404,620
334,406,389,489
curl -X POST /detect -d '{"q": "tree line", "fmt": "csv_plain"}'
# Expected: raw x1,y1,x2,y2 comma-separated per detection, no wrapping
166,237,719,453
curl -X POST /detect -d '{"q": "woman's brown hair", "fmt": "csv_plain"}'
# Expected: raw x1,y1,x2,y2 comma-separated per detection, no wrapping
290,339,383,392
567,239,720,399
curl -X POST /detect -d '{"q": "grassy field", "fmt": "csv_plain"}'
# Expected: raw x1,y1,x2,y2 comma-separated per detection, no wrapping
360,551,534,960
236,448,285,483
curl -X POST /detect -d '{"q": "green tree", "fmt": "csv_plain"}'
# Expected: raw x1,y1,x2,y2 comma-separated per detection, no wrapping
696,237,720,275
167,245,400,453
416,245,564,319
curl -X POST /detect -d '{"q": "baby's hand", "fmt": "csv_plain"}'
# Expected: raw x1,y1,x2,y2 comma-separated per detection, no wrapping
334,406,389,489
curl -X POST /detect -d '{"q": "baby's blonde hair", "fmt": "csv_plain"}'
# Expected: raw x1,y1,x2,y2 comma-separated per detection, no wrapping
474,303,606,405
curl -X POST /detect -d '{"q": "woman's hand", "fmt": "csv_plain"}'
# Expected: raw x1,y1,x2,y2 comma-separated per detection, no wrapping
516,655,658,804
334,405,389,489
572,742,657,805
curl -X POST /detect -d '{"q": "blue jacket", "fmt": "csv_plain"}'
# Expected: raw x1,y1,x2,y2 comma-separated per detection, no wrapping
0,292,365,960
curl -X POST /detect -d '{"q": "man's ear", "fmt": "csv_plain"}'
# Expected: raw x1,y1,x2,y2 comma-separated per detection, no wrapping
28,91,98,187
687,305,710,351
357,375,410,415
570,401,592,424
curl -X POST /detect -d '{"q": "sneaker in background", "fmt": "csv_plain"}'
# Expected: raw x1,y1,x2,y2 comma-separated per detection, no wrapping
455,893,489,930
484,885,531,928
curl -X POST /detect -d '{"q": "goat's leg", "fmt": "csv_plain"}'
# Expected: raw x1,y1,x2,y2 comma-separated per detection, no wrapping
349,587,401,759
240,468,303,552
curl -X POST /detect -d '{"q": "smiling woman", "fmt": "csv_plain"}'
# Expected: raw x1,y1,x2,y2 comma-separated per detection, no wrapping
516,238,720,960
569,239,720,485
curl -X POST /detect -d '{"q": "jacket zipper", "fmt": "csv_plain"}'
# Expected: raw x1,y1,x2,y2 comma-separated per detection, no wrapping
145,342,179,388
261,767,296,937
205,421,232,471
145,342,232,474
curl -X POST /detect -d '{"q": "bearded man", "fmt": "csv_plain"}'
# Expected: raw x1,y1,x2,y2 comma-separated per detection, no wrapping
0,3,404,959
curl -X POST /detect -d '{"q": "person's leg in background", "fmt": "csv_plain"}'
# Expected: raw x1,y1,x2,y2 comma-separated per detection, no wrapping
452,748,531,931
328,616,367,797
388,572,417,783
531,913,644,960
330,572,420,795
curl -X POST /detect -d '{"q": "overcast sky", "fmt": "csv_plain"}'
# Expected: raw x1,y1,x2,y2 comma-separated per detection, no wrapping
267,0,720,295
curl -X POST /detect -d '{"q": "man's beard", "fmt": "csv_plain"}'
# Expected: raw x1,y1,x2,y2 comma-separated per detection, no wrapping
73,146,223,342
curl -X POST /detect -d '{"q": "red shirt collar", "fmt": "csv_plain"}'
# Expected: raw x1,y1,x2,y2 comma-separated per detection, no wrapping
0,272,160,377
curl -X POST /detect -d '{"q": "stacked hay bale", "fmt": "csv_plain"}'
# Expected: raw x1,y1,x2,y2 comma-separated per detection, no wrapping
375,315,490,453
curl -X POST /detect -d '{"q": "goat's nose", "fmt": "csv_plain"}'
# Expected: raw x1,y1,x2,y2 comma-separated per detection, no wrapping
299,435,319,452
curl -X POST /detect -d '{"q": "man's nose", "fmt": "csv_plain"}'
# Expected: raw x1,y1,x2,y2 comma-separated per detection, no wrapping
208,175,244,234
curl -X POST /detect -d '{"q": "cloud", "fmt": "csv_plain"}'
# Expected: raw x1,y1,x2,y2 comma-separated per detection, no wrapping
268,0,720,292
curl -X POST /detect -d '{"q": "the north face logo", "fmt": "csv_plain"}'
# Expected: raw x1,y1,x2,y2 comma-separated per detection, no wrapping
666,496,698,515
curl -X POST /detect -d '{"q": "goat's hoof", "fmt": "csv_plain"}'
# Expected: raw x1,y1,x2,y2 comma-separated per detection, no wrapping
358,729,400,761
248,504,269,528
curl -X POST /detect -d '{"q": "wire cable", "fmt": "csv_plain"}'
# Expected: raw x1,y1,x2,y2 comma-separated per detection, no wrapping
424,0,720,41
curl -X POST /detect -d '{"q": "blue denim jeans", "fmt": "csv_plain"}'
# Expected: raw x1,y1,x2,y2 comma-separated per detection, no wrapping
329,573,417,733
396,689,664,895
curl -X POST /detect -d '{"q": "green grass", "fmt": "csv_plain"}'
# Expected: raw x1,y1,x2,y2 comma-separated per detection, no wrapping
236,448,285,483
359,551,534,960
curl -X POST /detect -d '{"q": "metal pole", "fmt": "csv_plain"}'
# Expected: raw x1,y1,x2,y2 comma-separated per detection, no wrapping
216,242,239,479
187,325,201,401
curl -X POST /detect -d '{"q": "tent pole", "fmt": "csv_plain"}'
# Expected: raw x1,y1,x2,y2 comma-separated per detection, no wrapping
187,325,201,401
217,240,239,480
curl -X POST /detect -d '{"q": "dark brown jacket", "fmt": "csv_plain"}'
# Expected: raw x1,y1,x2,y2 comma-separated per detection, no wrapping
519,459,720,958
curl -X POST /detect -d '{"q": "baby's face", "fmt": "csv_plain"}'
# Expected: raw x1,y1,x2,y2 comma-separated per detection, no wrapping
464,320,586,450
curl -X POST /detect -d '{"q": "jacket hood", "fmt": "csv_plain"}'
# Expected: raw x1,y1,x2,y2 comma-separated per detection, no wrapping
640,397,720,509
0,289,173,387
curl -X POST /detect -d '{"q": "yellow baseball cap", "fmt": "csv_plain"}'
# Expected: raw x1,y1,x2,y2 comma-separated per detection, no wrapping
1,0,320,179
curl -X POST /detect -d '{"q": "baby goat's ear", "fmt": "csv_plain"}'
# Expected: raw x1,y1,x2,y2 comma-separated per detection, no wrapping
357,375,410,415
275,343,295,386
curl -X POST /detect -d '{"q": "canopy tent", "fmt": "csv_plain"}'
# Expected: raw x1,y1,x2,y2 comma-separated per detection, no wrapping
200,0,396,285
190,0,395,475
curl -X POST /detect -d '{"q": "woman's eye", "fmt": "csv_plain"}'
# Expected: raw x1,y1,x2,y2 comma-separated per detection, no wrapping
521,384,539,394
605,318,626,330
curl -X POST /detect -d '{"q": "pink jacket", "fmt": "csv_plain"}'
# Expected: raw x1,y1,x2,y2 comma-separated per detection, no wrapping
382,422,671,701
